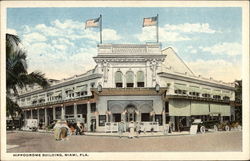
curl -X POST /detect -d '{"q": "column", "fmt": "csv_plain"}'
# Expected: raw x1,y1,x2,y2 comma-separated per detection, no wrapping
53,107,56,120
61,105,65,119
31,109,33,119
45,108,48,126
24,110,27,120
37,109,40,122
74,103,77,118
162,111,166,126
87,102,91,131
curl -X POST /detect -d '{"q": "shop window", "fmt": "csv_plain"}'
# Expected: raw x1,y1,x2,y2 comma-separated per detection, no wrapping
90,103,96,112
127,83,134,87
189,92,199,97
113,114,121,122
99,115,106,126
137,82,144,87
155,115,163,126
141,113,150,122
116,83,122,88
202,93,211,98
175,90,186,95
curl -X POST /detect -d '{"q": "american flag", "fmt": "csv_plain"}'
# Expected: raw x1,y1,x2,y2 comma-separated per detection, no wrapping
85,17,100,29
143,16,157,27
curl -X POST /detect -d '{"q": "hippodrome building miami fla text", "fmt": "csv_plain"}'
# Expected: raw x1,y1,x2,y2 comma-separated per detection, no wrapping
16,42,236,132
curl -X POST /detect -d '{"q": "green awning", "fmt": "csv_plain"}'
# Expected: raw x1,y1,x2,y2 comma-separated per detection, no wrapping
169,99,191,116
210,104,221,113
137,71,144,82
220,104,231,116
174,84,188,91
126,71,134,83
191,101,209,115
115,71,123,83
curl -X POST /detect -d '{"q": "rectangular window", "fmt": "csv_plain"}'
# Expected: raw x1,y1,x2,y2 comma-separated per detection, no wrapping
137,82,144,87
99,115,106,126
141,113,150,122
127,83,134,87
90,103,96,112
165,115,170,124
116,83,123,88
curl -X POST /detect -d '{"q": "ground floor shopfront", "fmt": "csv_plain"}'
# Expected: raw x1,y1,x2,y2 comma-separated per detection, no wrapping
22,89,235,132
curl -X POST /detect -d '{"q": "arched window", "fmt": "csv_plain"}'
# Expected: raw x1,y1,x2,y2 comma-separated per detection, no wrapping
137,71,145,87
115,71,123,88
126,71,134,87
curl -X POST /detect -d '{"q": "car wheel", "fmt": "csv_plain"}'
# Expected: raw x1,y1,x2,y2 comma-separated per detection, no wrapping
225,125,230,131
214,125,218,132
200,126,205,134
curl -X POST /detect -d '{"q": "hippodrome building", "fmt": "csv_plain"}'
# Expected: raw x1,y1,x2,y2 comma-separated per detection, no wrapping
17,43,236,132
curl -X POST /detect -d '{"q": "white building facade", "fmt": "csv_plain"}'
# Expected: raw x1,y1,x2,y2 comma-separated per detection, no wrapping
17,43,235,132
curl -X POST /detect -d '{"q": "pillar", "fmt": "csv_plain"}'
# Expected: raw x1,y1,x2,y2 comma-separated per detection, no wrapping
163,112,166,126
24,110,27,120
31,109,33,119
45,108,48,126
37,109,40,122
61,105,65,119
87,102,91,131
53,107,56,120
74,103,77,118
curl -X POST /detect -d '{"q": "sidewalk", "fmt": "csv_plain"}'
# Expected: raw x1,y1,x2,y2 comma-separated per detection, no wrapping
84,131,190,137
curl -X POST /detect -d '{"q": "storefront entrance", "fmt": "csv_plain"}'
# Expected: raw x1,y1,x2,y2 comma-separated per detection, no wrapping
125,104,137,122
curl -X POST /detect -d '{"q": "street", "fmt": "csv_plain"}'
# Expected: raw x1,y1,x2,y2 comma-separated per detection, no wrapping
7,131,242,152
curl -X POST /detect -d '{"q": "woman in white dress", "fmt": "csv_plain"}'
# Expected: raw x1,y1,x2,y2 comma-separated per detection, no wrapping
128,121,135,139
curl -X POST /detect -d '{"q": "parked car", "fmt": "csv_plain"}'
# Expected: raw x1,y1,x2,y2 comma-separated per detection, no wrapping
191,119,231,134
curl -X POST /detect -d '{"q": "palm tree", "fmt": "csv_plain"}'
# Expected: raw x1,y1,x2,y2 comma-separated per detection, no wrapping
6,33,49,121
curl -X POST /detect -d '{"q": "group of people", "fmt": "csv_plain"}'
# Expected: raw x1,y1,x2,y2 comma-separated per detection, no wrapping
53,120,85,141
118,120,142,139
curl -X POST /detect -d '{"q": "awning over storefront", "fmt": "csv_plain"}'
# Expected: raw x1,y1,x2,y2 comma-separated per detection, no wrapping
220,104,231,116
140,104,153,113
110,104,123,113
210,103,221,113
169,99,191,116
191,101,209,115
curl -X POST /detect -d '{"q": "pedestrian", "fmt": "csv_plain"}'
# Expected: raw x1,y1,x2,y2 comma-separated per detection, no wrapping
53,120,62,141
128,121,135,139
135,121,141,138
118,120,125,138
75,122,82,135
80,123,85,135
60,120,71,141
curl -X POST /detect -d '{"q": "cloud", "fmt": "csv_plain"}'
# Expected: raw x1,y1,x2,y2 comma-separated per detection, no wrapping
201,42,242,56
6,28,17,35
164,23,217,33
187,59,241,82
23,32,47,43
20,19,122,79
136,27,190,42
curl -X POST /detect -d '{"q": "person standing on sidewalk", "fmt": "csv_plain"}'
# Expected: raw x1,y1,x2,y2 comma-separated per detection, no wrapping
135,121,141,138
128,121,135,139
118,120,125,138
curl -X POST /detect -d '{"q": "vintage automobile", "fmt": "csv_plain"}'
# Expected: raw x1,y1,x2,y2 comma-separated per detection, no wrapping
191,119,231,134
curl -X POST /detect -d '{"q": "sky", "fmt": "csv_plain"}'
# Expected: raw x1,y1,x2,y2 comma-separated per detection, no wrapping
7,7,242,82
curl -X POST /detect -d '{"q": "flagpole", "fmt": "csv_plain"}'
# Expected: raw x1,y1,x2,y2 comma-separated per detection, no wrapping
156,14,159,43
100,14,102,44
